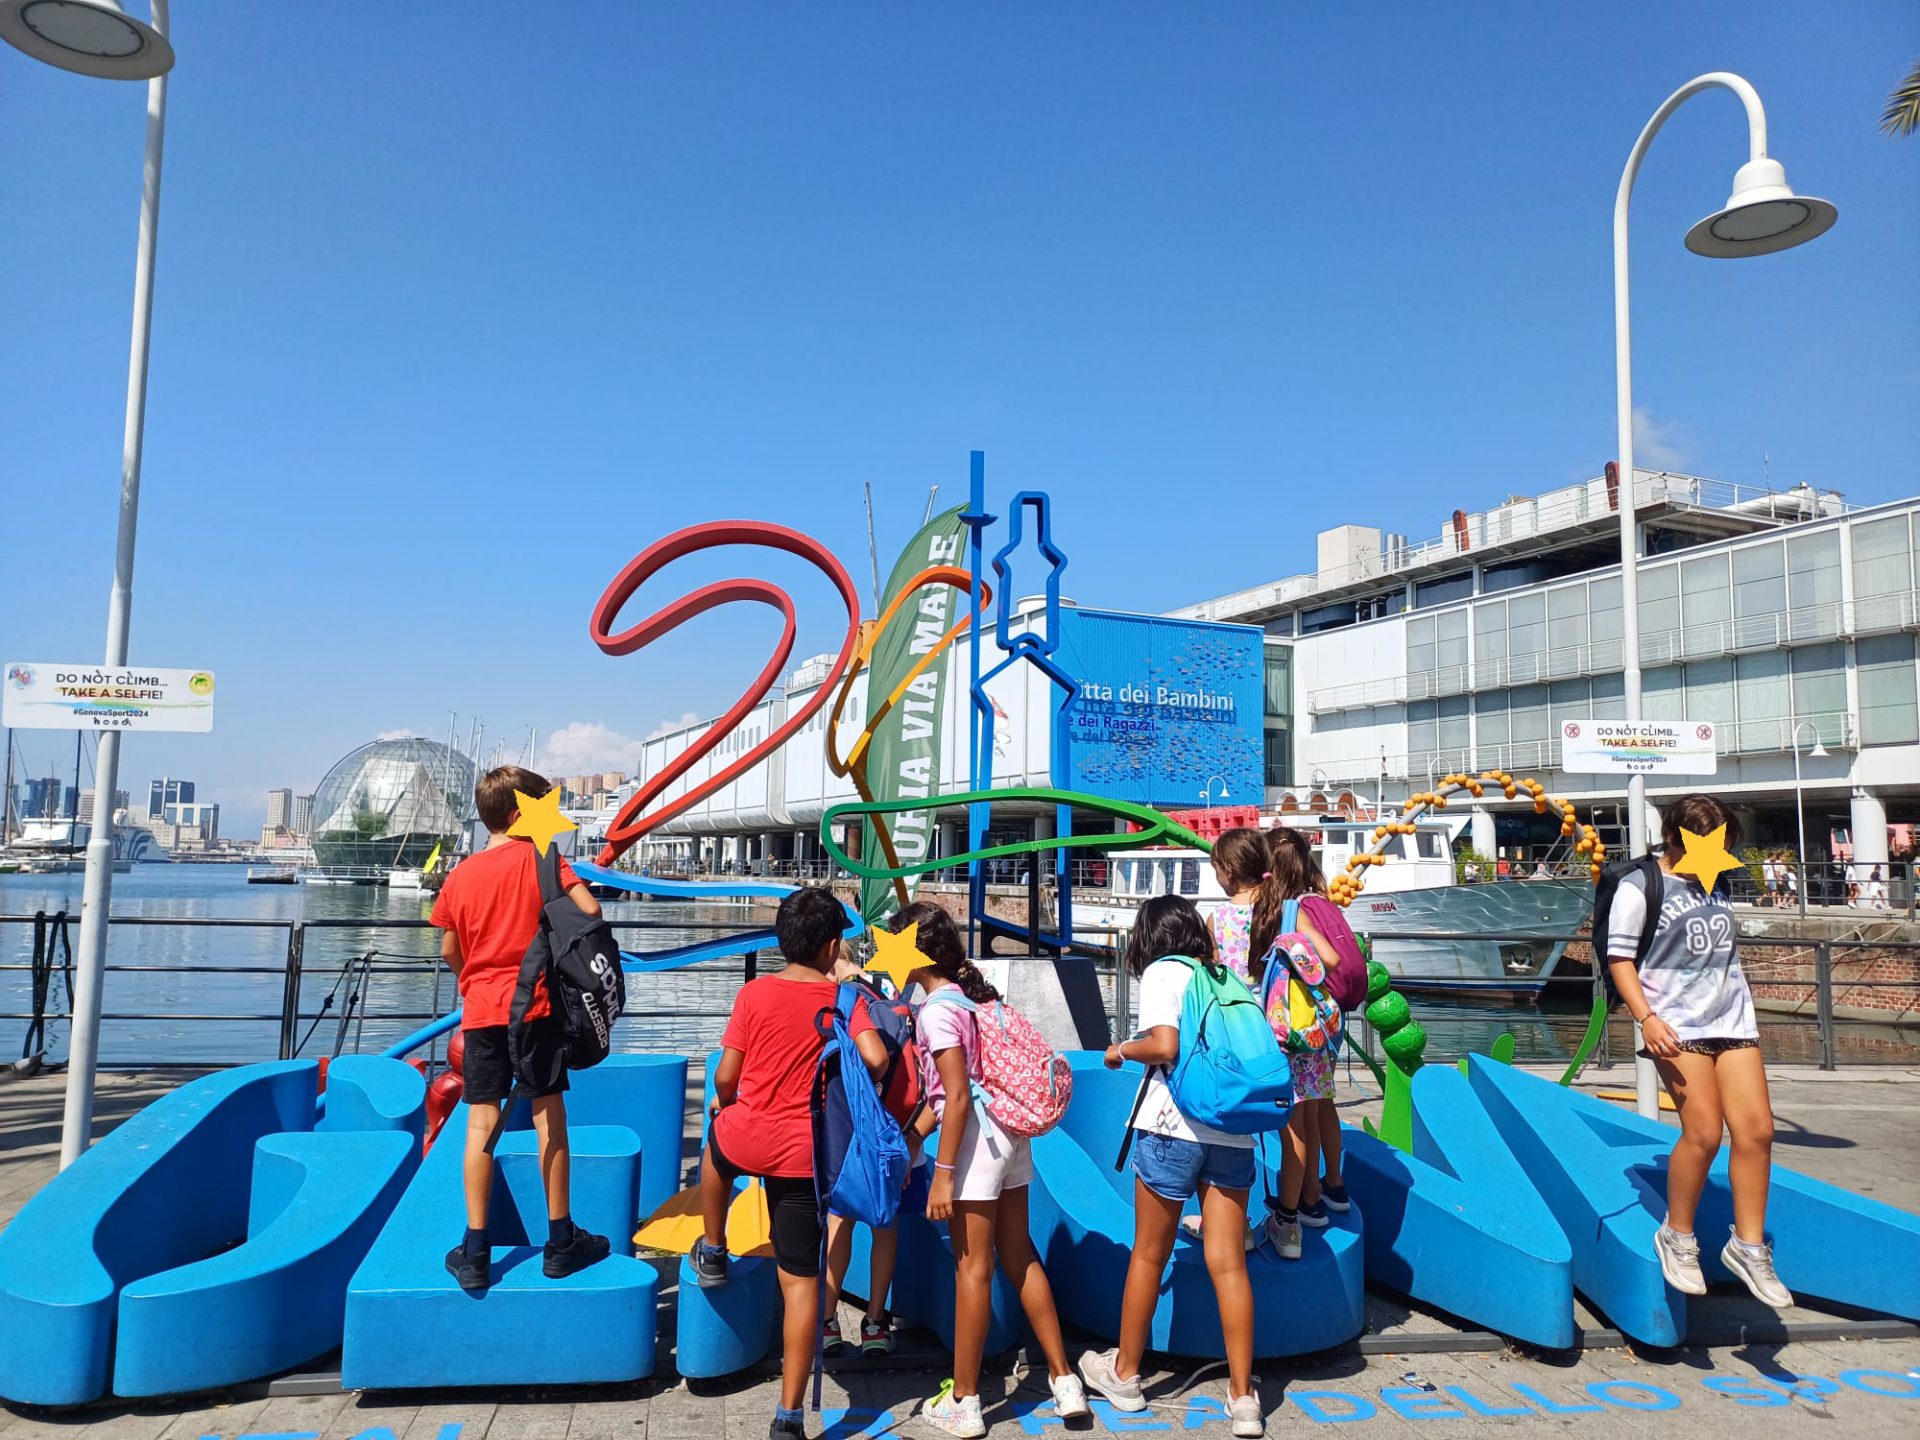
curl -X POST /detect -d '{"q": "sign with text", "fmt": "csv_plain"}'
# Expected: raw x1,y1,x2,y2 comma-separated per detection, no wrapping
1560,719,1716,775
4,662,215,733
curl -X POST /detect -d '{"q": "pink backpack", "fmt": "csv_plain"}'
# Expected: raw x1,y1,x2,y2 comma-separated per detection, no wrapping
923,992,1073,1138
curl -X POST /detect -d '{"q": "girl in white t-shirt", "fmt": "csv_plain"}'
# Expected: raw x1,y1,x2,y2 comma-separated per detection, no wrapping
893,903,1086,1439
1077,895,1264,1439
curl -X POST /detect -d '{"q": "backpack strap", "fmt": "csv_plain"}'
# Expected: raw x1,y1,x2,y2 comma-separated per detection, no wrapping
1281,897,1300,937
1112,1070,1156,1173
1634,855,1664,963
535,843,566,905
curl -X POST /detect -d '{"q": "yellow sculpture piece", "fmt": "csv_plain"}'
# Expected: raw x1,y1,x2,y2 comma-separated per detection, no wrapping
632,1177,774,1259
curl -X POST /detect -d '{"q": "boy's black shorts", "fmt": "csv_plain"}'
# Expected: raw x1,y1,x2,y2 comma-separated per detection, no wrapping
707,1127,820,1277
463,1017,570,1105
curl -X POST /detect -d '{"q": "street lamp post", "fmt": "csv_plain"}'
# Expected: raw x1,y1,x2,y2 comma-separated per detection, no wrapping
1,0,176,1168
1200,775,1230,810
1612,71,1834,1118
1791,721,1829,919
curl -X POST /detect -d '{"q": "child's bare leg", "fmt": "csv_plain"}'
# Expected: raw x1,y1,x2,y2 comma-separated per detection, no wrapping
1200,1183,1255,1399
529,1095,571,1224
1655,1052,1723,1235
1116,1180,1180,1379
949,1201,998,1399
1716,1047,1775,1244
867,1221,898,1324
823,1212,853,1320
1279,1101,1319,1211
464,1101,506,1230
994,1185,1069,1379
775,1266,817,1412
1317,1099,1344,1188
700,1143,731,1249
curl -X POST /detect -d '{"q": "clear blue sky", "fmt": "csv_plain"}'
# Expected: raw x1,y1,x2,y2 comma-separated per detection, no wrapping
4,2,1915,834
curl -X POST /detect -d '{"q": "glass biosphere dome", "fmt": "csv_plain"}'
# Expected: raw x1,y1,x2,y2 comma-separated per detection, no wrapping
309,737,475,869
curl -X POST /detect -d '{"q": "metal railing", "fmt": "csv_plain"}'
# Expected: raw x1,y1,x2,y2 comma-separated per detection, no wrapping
7,914,1914,1074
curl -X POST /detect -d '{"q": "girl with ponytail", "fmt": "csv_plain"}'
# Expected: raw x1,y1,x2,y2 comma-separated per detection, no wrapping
887,903,1086,1434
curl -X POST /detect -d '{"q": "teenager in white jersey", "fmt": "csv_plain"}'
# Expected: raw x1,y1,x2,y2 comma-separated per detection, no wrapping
1606,794,1791,1309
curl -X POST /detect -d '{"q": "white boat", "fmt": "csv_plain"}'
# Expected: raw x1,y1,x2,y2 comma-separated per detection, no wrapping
386,868,427,890
1070,816,1594,995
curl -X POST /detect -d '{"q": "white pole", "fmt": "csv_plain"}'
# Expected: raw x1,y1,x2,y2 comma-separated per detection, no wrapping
1793,726,1809,919
1614,72,1770,1121
61,0,170,1170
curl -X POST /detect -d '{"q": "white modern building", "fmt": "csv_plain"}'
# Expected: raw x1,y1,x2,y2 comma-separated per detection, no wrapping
1173,471,1919,881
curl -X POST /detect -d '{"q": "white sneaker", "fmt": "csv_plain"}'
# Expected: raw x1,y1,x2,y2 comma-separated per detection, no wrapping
1229,1393,1264,1438
1077,1348,1146,1411
922,1382,986,1439
1179,1213,1259,1251
1266,1215,1303,1260
1051,1374,1091,1420
1653,1225,1706,1296
1721,1232,1793,1309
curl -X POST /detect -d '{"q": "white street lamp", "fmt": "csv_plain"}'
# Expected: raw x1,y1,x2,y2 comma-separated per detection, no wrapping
4,0,173,1168
1613,72,1834,1118
0,0,171,78
1200,775,1230,810
1790,721,1829,920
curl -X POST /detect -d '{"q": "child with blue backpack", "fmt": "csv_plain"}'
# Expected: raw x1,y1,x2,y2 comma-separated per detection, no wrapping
894,902,1088,1438
1079,895,1273,1439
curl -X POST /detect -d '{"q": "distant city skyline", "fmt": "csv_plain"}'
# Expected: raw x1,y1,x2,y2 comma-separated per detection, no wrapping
4,7,1913,838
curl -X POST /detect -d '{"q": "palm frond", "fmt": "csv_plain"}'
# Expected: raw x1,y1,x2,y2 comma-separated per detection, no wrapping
1883,58,1920,137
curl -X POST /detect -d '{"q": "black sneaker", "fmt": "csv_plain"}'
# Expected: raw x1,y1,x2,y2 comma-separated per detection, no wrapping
445,1244,490,1292
770,1416,808,1440
691,1238,730,1288
543,1226,611,1279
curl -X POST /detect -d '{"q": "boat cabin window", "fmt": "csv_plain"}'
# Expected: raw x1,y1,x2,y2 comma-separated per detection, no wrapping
1416,832,1443,860
1116,859,1139,896
1179,859,1201,896
1377,835,1406,861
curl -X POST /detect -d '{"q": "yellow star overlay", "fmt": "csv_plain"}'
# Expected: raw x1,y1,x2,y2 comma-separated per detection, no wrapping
865,921,927,993
1671,823,1744,891
507,787,577,856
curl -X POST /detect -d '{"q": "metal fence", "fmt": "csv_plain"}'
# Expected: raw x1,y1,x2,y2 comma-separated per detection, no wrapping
6,913,1916,1074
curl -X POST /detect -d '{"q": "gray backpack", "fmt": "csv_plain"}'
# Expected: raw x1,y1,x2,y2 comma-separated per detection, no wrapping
510,847,626,1073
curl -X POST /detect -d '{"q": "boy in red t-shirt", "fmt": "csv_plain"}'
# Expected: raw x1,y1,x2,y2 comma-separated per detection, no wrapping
430,766,610,1291
694,886,857,1440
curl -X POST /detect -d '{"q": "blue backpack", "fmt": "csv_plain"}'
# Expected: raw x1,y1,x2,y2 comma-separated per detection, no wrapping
1157,954,1294,1136
809,982,911,1230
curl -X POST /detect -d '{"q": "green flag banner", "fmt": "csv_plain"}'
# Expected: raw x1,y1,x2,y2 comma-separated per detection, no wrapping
857,503,969,921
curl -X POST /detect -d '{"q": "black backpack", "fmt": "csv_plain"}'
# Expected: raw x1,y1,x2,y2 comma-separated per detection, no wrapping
1590,854,1664,982
510,846,627,1073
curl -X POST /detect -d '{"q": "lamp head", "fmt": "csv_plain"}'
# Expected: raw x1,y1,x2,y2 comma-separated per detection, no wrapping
1685,157,1836,258
1809,739,1829,759
0,0,172,80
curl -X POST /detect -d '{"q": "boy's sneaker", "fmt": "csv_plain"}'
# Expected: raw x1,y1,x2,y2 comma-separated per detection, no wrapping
921,1381,986,1439
690,1238,730,1288
1051,1373,1091,1420
859,1317,894,1355
769,1415,808,1440
543,1226,610,1278
1229,1393,1264,1438
1721,1231,1793,1309
1299,1199,1330,1229
1320,1182,1351,1214
444,1243,490,1292
1266,1216,1303,1261
822,1315,850,1356
1653,1225,1706,1296
1178,1213,1260,1251
1077,1348,1146,1412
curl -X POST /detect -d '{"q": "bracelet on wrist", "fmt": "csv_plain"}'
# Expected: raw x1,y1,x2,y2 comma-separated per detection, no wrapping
934,1161,956,1173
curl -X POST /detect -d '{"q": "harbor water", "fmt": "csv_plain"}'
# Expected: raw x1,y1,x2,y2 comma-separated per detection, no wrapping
3,865,1909,1070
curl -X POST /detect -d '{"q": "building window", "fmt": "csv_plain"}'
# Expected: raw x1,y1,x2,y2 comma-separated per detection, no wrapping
1475,690,1509,754
1406,616,1435,696
1473,599,1507,688
1791,642,1847,744
1680,554,1731,659
1733,541,1786,648
1637,564,1680,664
1852,516,1913,631
1644,665,1684,721
1591,670,1626,721
1588,576,1623,672
1263,614,1297,637
1415,571,1474,609
1436,609,1468,690
1408,698,1438,764
1733,652,1787,751
1546,584,1589,677
1858,634,1920,745
1509,684,1549,768
1787,530,1842,640
1507,595,1546,684
1437,694,1470,767
1263,650,1292,719
1263,727,1291,789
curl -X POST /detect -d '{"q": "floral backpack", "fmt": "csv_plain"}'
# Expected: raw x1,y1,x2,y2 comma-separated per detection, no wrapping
921,991,1073,1137
1257,898,1345,1057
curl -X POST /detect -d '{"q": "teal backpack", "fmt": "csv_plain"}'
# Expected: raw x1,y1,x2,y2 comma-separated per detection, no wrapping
1117,955,1293,1167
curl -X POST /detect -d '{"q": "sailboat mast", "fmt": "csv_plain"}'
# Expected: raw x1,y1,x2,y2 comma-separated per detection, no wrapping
71,731,83,852
2,728,14,848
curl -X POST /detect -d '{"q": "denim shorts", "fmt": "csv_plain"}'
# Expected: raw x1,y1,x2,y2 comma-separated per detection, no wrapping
1132,1131,1257,1201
